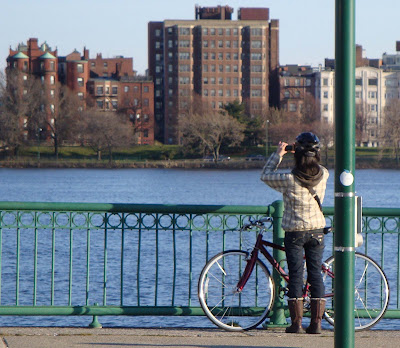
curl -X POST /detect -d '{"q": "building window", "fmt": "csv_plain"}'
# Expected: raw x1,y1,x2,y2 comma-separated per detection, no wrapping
78,92,84,100
179,64,190,72
218,89,223,97
251,89,262,97
203,41,208,47
77,63,84,73
204,89,208,96
211,64,216,72
218,40,223,48
218,53,223,60
50,75,55,85
218,77,223,85
324,91,329,98
226,28,231,35
211,89,216,96
144,86,149,93
251,65,262,72
203,28,208,35
226,65,231,72
179,27,190,35
251,40,262,48
218,28,223,35
210,28,216,35
50,89,55,98
179,77,190,84
179,52,190,60
323,104,328,111
211,53,216,60
112,86,118,94
97,86,104,95
203,52,208,60
155,29,161,37
226,41,231,48
124,86,129,93
112,100,118,109
210,40,215,48
368,78,378,86
251,28,263,36
203,65,208,72
233,65,238,72
251,77,262,85
211,77,216,85
284,91,290,98
97,100,103,109
233,28,238,35
143,99,149,106
289,103,296,112
50,61,55,71
104,62,108,68
323,78,329,86
355,78,362,85
77,77,84,87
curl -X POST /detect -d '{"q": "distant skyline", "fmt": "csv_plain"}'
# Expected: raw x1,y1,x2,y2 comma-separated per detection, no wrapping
1,0,399,75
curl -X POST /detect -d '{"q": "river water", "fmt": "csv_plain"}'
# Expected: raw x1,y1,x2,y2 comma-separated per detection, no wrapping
0,167,398,330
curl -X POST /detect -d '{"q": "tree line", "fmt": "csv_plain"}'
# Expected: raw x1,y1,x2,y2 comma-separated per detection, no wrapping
0,70,133,162
1,69,399,165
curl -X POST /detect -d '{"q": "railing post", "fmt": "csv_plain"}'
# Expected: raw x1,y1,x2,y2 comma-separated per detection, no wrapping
88,303,102,329
265,200,288,328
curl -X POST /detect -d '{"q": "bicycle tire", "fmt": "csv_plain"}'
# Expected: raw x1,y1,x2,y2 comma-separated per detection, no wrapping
198,250,275,331
322,252,390,330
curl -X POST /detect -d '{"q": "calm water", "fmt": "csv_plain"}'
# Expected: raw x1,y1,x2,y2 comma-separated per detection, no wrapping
0,167,399,208
0,168,398,329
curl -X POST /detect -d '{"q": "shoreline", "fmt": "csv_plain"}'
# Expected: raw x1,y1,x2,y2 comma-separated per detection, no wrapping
0,158,399,170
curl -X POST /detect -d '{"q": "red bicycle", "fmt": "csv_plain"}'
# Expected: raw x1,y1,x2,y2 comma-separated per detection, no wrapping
198,217,389,331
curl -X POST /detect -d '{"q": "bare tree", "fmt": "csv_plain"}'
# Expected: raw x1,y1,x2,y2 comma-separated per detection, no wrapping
32,84,82,159
0,69,42,156
179,110,244,162
383,99,400,165
355,102,369,146
300,94,321,125
80,110,133,163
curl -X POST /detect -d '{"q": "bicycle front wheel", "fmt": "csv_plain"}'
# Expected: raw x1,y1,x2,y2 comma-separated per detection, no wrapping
322,252,390,330
198,250,274,331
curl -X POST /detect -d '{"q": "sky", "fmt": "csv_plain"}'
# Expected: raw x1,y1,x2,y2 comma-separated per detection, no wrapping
1,0,399,75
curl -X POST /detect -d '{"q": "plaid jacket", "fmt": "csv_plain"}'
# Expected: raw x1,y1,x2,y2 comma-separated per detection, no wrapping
260,152,329,232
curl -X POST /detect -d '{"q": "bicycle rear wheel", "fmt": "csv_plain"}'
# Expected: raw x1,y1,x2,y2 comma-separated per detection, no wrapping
198,250,274,331
322,252,390,330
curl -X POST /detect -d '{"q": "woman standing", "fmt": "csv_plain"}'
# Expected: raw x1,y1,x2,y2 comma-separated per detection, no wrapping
260,132,329,334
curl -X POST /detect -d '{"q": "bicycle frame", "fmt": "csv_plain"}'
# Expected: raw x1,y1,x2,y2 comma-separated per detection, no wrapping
236,230,335,300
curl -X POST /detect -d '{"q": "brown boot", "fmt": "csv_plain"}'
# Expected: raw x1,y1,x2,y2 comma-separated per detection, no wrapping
285,298,305,333
306,298,326,334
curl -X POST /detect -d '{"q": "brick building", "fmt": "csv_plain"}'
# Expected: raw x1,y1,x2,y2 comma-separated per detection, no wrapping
6,38,155,145
279,65,317,118
148,5,280,144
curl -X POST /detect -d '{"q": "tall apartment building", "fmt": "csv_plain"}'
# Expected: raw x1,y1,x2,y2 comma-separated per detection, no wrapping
6,38,155,145
148,5,279,144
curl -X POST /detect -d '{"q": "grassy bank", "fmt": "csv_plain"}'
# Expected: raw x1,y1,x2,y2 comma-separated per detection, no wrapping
0,145,399,169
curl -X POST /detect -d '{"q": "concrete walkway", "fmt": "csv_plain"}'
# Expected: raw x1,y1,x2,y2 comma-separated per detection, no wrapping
0,327,398,348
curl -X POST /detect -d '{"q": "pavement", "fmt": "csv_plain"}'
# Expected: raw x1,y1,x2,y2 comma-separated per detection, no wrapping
0,327,398,348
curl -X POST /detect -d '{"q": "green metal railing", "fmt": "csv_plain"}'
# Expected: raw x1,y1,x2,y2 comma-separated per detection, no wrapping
0,201,398,327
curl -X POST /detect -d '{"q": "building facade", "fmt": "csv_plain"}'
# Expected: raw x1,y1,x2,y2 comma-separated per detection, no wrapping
148,5,279,144
6,38,155,145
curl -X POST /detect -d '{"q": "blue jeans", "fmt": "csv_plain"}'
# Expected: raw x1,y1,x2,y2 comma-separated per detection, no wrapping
284,230,325,299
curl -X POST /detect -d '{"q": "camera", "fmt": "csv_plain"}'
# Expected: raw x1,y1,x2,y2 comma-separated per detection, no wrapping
285,144,295,151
